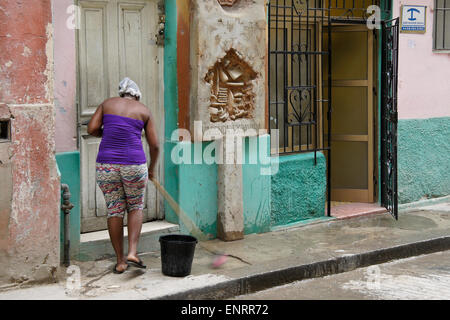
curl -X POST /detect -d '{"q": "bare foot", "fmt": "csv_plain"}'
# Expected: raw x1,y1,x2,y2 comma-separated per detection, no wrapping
126,254,146,268
126,254,140,263
114,262,129,273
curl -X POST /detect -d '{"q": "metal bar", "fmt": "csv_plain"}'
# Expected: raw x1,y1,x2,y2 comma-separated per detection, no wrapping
306,0,310,150
268,0,272,134
434,0,438,49
275,2,280,143
283,0,287,153
314,0,318,161
444,0,447,49
393,19,399,219
290,0,294,151
321,0,325,154
298,0,302,151
327,1,332,218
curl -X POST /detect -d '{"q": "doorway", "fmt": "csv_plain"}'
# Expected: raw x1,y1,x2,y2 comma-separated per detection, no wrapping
267,0,399,219
76,0,165,233
324,23,381,216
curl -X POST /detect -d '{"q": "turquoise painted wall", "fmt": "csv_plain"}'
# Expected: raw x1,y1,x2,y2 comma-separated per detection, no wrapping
163,0,179,225
242,135,272,234
270,152,327,227
55,152,81,259
178,141,218,236
174,135,272,237
173,137,330,236
397,117,450,204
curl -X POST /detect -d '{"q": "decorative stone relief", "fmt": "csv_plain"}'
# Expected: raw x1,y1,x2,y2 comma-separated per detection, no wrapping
204,49,257,123
218,0,239,7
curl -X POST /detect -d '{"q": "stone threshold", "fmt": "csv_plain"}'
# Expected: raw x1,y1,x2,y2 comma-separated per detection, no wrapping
77,221,179,262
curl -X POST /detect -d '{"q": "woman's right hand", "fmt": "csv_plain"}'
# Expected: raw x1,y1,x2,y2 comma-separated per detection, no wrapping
148,167,155,181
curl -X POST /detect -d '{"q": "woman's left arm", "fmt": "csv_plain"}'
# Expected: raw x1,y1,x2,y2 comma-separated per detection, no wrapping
87,104,104,137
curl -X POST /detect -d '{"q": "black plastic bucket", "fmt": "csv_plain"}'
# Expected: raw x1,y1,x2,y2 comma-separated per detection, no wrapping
159,234,198,277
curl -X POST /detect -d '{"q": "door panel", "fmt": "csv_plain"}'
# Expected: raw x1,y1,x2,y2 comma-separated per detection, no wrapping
331,141,368,189
325,25,374,203
78,0,163,232
78,1,109,118
119,3,145,91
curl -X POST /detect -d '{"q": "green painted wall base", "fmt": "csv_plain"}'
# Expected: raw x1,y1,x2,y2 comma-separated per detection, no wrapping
55,151,81,259
168,135,272,238
398,117,450,204
178,141,218,237
166,137,329,236
243,136,272,234
271,152,327,227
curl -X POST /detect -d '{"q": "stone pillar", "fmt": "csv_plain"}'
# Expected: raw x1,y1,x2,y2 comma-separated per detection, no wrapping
217,135,244,241
189,0,267,241
0,0,60,284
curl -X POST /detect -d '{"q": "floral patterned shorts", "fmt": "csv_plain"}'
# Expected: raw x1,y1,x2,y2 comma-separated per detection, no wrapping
96,163,148,218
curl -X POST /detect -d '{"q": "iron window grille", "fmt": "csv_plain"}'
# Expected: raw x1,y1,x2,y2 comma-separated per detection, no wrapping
434,0,450,50
269,0,330,157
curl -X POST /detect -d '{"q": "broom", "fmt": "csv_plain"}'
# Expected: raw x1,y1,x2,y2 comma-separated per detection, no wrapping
150,178,229,268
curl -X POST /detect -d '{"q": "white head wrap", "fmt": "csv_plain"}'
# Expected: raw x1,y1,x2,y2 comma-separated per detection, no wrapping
118,77,142,100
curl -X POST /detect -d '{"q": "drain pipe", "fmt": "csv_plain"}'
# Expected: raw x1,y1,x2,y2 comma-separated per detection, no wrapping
61,184,74,267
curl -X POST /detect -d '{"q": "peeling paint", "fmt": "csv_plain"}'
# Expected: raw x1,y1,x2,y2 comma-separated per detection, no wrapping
44,23,54,104
22,46,32,57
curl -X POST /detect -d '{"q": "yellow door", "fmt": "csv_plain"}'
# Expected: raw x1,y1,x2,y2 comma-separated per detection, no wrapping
325,25,375,203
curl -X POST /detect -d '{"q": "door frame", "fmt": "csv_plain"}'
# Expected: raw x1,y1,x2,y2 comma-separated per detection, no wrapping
327,22,378,204
75,0,166,233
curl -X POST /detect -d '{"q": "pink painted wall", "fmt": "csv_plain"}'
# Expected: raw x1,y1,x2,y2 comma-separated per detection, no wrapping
52,0,77,152
394,0,450,120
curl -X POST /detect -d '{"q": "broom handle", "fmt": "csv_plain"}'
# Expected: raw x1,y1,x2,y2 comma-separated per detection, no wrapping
150,178,208,241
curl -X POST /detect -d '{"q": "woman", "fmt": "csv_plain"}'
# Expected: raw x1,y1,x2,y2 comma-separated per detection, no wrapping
88,77,160,274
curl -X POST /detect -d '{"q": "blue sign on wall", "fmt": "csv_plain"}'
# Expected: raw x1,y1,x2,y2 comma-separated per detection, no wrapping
401,5,426,33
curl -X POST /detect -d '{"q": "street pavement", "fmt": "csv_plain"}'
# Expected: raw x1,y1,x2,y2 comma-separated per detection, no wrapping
0,199,449,300
233,250,450,300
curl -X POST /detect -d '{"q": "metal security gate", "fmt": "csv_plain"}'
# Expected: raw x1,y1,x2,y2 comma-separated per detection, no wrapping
269,1,397,218
268,0,332,215
381,18,399,220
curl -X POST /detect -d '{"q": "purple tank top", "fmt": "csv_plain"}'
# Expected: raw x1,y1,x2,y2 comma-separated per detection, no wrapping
96,114,147,165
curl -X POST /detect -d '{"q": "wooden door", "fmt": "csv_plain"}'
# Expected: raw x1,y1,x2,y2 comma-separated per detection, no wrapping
77,0,164,232
325,25,375,203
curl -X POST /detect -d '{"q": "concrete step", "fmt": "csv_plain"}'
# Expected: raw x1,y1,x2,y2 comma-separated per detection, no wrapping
77,221,179,261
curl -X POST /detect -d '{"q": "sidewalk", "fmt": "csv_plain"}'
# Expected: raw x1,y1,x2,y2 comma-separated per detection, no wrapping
0,200,449,300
